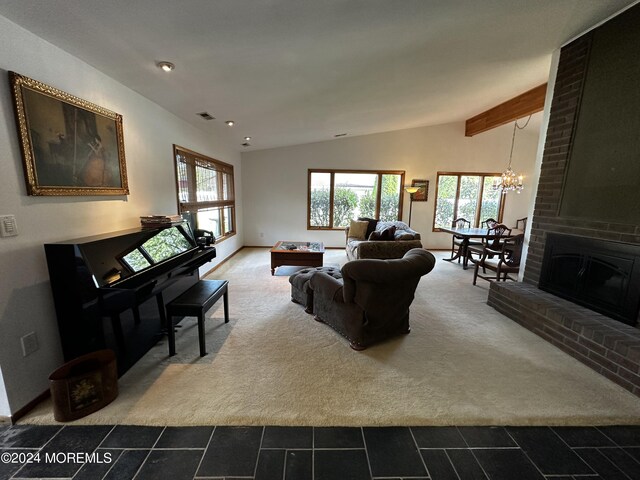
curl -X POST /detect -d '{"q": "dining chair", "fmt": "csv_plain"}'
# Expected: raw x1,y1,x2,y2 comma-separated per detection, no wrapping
515,217,528,230
450,217,471,263
466,223,512,264
473,234,524,285
481,218,498,229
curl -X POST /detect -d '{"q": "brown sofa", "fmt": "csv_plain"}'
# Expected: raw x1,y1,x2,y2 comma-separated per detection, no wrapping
309,248,436,350
345,220,423,261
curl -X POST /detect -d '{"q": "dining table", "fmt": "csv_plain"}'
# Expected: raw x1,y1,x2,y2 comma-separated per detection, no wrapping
440,226,523,269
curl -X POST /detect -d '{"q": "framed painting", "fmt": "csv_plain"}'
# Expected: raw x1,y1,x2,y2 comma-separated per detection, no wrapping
9,72,129,196
411,179,429,201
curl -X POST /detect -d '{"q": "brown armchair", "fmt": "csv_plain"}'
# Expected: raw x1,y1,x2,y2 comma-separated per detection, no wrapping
473,234,524,285
308,248,436,350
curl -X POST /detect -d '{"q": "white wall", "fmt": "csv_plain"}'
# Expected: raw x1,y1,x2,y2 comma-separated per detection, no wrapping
242,120,539,249
0,14,242,417
0,368,9,422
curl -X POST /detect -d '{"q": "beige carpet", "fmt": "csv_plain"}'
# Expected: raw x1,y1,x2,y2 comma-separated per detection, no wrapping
21,249,640,426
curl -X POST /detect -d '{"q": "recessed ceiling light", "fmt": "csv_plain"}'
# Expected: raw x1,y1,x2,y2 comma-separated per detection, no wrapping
244,136,251,141
157,61,175,72
225,120,235,127
242,142,251,147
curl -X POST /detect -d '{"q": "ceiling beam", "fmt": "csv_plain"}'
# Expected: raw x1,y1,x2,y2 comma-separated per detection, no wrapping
465,83,547,137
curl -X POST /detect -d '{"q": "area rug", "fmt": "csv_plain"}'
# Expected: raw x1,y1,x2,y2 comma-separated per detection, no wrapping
20,249,640,426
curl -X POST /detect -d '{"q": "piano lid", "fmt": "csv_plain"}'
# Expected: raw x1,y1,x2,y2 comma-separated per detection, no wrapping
50,222,199,288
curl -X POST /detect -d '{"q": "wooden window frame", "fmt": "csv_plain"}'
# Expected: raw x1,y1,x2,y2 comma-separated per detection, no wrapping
307,169,405,230
173,144,236,242
432,171,505,232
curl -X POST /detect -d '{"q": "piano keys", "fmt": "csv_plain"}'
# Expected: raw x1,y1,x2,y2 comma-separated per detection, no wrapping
44,222,216,375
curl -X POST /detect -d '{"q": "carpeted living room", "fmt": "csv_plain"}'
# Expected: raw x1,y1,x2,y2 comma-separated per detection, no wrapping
8,248,640,479
2,1,640,479
20,248,640,427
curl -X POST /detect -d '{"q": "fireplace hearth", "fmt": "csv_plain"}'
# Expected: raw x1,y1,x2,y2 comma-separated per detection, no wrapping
539,233,640,327
487,6,640,398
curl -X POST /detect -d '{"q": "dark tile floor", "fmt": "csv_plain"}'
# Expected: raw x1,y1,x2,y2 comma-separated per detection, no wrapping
0,424,639,479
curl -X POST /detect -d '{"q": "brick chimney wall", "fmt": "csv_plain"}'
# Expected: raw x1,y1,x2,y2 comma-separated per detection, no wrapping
489,9,640,397
523,34,640,286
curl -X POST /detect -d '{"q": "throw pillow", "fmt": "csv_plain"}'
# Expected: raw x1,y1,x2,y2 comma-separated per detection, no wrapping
349,220,369,240
395,232,415,240
379,225,396,240
357,217,378,238
369,225,396,241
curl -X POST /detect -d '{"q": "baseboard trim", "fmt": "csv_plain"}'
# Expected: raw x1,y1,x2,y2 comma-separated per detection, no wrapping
10,389,50,425
201,245,245,277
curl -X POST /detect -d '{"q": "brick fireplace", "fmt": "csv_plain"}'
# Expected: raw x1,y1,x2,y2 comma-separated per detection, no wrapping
488,4,640,397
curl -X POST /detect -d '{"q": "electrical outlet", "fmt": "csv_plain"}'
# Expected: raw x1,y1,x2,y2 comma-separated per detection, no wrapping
259,232,264,238
0,215,18,237
21,332,39,357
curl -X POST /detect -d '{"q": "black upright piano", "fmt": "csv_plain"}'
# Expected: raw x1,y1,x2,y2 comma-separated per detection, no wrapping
44,222,216,375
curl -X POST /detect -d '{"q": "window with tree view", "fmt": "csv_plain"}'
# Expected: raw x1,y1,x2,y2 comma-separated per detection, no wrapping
308,170,404,229
433,172,504,231
174,145,235,241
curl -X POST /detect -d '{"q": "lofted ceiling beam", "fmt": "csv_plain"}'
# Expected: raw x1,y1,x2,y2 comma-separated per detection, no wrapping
465,83,547,136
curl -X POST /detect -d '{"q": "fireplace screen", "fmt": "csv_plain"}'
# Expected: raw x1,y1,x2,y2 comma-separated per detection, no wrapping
539,233,640,327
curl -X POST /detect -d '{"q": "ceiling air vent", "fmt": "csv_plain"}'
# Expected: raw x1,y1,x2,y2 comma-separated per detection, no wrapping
197,112,215,120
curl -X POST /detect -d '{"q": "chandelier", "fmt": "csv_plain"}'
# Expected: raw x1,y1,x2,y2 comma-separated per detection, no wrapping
493,116,530,194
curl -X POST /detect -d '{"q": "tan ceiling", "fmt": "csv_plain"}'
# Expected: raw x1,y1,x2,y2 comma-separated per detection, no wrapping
0,0,634,151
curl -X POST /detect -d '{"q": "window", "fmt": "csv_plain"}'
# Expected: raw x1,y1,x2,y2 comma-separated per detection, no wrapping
308,169,405,229
433,172,504,231
174,145,236,241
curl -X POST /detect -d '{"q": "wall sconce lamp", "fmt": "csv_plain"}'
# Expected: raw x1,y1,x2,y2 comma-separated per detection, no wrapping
404,186,420,226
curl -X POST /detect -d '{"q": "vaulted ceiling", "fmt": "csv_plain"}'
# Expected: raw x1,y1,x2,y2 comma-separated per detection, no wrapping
0,0,633,150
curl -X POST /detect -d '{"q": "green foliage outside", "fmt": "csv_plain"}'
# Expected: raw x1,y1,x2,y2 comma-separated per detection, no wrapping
123,227,192,272
310,188,330,226
310,187,360,227
142,227,192,262
333,187,358,227
435,176,457,228
359,190,376,219
310,174,401,227
379,174,400,221
457,176,480,222
356,174,400,221
435,175,501,228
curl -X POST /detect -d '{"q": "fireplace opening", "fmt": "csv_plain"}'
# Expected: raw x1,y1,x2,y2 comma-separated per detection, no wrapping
539,233,640,327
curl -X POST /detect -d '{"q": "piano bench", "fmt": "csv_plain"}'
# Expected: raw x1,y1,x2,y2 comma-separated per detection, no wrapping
165,279,229,357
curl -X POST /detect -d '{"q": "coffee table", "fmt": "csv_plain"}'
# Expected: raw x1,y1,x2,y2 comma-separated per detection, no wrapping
270,241,325,275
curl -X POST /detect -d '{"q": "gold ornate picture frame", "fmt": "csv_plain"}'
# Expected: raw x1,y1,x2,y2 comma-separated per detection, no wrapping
9,72,129,196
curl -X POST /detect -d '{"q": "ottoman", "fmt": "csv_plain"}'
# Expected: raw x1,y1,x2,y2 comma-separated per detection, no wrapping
289,266,342,314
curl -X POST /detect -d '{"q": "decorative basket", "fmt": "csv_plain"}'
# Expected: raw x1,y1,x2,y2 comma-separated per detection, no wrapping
49,349,118,422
